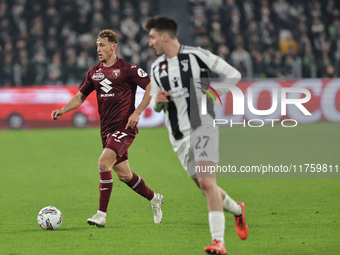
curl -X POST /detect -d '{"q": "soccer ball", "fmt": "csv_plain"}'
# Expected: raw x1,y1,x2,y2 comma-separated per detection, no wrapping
37,206,63,230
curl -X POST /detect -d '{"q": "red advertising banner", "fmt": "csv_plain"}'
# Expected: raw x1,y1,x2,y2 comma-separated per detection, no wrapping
0,86,99,129
0,86,164,129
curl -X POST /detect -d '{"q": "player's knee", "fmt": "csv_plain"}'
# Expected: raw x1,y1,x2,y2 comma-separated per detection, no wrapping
117,172,131,183
98,159,111,172
198,178,215,194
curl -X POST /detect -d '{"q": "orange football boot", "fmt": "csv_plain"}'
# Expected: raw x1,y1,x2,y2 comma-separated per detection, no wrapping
204,239,227,255
234,201,249,240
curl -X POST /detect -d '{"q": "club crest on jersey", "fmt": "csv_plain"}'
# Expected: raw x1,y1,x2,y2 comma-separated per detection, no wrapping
137,68,148,78
161,63,167,70
92,73,105,81
112,69,120,79
181,59,189,72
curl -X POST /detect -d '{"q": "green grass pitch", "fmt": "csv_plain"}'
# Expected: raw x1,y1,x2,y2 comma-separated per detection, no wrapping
0,123,339,255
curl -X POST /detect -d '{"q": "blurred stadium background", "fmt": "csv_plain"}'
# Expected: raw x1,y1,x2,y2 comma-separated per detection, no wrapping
1,0,340,86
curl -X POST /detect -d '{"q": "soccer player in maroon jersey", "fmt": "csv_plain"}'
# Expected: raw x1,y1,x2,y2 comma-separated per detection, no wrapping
51,29,163,227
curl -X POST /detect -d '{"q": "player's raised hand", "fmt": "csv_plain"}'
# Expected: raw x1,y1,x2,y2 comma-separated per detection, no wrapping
51,109,63,120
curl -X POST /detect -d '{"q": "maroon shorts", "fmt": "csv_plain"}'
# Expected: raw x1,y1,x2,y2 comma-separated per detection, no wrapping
102,128,137,165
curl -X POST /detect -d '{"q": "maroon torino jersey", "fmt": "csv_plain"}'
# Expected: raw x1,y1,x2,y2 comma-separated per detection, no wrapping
78,58,150,137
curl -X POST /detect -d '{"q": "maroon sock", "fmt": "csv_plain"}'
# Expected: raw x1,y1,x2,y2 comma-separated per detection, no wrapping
126,172,155,201
98,171,113,213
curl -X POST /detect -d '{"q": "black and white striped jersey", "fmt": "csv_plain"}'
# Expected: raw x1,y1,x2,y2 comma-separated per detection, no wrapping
150,45,241,141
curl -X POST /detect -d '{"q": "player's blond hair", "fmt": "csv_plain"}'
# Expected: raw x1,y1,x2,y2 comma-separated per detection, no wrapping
98,29,119,44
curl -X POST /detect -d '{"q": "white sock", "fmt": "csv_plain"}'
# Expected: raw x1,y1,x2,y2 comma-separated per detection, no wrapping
209,211,225,244
223,193,242,216
97,210,106,218
150,193,157,202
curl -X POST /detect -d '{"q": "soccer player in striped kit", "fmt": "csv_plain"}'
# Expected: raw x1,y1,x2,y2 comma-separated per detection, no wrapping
145,16,248,254
51,29,163,227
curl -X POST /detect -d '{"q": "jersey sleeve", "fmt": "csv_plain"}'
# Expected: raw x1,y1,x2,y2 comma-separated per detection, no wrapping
149,65,160,112
149,63,166,112
193,47,241,94
127,65,150,90
78,68,95,96
195,47,241,79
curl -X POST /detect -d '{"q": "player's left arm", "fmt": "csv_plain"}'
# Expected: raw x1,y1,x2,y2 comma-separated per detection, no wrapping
125,83,151,129
214,58,241,96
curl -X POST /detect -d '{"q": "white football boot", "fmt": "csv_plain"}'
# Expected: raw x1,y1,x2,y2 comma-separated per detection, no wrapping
150,193,164,223
87,211,106,228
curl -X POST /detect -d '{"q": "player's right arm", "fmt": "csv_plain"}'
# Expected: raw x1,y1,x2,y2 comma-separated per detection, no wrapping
51,91,87,120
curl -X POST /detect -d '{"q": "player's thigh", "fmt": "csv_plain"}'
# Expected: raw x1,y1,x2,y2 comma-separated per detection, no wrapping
171,135,191,174
195,164,218,193
195,160,219,179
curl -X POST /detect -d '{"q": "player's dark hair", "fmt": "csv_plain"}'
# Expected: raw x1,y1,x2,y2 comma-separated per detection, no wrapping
145,16,178,39
98,29,119,44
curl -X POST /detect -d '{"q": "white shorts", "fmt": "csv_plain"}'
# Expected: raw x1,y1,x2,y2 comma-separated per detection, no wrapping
170,125,219,177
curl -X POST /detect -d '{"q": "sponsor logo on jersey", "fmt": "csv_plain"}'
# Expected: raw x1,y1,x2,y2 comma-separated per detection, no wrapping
137,68,148,78
112,69,120,78
100,78,113,93
161,63,167,70
101,93,114,97
181,59,189,72
168,87,189,99
92,73,105,81
159,70,168,78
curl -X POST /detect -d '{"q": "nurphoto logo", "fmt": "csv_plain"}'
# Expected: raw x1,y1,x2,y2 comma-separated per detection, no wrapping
198,81,312,127
197,82,222,111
